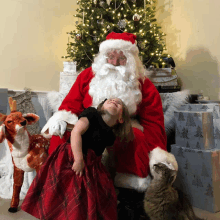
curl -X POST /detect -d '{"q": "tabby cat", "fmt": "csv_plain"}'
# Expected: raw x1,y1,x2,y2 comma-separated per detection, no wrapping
144,162,205,220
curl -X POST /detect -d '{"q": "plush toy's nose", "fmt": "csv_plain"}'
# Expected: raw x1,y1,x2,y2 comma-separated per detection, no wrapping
20,120,27,126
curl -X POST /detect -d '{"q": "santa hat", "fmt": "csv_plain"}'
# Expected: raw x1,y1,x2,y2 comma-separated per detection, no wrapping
99,32,139,55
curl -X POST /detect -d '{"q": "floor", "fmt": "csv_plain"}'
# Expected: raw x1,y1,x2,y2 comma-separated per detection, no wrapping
1,198,220,220
0,198,37,220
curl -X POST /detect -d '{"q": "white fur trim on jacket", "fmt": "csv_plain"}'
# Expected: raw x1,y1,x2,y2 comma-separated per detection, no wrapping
41,110,78,134
99,39,139,55
149,147,178,178
114,172,152,192
47,91,68,113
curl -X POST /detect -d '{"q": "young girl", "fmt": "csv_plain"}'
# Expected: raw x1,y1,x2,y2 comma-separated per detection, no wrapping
21,98,132,220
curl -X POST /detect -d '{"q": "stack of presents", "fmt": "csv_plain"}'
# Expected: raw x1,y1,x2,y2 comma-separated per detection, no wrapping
171,103,220,212
60,61,78,93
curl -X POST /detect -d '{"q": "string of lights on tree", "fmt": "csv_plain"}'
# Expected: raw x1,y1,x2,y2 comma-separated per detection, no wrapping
62,0,171,71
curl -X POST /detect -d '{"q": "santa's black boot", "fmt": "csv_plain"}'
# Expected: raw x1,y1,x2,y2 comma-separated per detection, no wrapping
117,188,150,220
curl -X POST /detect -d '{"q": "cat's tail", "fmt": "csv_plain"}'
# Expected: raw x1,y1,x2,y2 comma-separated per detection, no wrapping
177,189,205,220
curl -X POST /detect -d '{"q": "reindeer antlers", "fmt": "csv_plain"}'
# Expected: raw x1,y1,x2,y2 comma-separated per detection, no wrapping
9,97,17,112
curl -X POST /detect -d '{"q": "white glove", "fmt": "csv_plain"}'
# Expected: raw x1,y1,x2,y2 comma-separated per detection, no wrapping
49,120,67,138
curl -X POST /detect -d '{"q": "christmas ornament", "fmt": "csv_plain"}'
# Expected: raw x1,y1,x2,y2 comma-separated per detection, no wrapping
138,41,145,49
94,36,98,42
97,19,104,25
99,1,105,7
107,25,111,29
106,0,112,5
133,13,141,21
101,19,104,24
123,0,126,4
117,19,127,29
94,0,97,4
76,33,81,40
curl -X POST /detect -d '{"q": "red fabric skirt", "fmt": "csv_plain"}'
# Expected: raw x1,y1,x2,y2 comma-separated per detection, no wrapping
49,128,151,178
21,143,117,220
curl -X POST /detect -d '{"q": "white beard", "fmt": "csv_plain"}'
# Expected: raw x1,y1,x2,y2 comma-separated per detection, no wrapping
89,63,142,115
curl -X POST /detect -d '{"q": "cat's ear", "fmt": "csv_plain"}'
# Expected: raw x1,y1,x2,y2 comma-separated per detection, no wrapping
153,164,160,173
168,176,175,184
169,170,178,185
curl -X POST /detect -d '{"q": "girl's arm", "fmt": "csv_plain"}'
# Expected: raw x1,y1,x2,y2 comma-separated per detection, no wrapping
71,117,89,176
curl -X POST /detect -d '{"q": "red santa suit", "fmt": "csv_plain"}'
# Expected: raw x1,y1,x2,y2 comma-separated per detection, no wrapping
42,32,177,193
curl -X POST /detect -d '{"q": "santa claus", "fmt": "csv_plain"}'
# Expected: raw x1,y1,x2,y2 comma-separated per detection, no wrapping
42,32,177,219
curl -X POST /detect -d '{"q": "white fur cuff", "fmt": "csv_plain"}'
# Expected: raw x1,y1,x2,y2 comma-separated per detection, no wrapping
99,39,139,55
41,110,78,134
149,147,178,177
47,91,68,112
114,172,152,192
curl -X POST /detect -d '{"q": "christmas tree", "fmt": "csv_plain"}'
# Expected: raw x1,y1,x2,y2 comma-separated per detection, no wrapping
192,175,203,188
201,163,209,177
63,0,169,71
194,126,203,138
180,127,189,140
205,184,213,197
186,114,196,127
178,112,185,122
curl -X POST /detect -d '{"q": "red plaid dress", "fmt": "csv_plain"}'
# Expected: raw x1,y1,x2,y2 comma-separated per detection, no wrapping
21,143,117,220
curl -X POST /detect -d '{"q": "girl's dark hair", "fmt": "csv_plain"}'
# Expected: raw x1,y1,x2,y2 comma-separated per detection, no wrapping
97,99,133,143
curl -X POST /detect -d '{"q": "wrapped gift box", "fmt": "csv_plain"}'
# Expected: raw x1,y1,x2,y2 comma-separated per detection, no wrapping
59,62,78,94
174,110,215,150
59,62,79,93
178,105,220,143
59,72,78,93
171,144,220,213
178,103,220,113
63,61,77,74
146,68,178,87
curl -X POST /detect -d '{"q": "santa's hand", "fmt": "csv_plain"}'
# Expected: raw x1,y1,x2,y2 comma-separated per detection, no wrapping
49,120,67,137
72,160,85,177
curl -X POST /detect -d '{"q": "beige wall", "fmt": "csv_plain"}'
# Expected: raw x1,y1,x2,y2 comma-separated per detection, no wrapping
0,0,77,92
156,0,220,100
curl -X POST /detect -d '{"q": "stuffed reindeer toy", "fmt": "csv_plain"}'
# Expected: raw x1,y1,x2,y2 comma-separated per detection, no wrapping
0,97,50,213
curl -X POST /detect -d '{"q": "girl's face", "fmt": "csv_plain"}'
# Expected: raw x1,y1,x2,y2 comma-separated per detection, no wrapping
102,98,124,123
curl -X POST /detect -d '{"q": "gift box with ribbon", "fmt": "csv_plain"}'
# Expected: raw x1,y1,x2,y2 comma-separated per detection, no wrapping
171,144,220,213
174,104,220,150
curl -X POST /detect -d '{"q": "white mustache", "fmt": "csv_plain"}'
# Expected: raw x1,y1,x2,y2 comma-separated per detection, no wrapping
99,63,126,77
